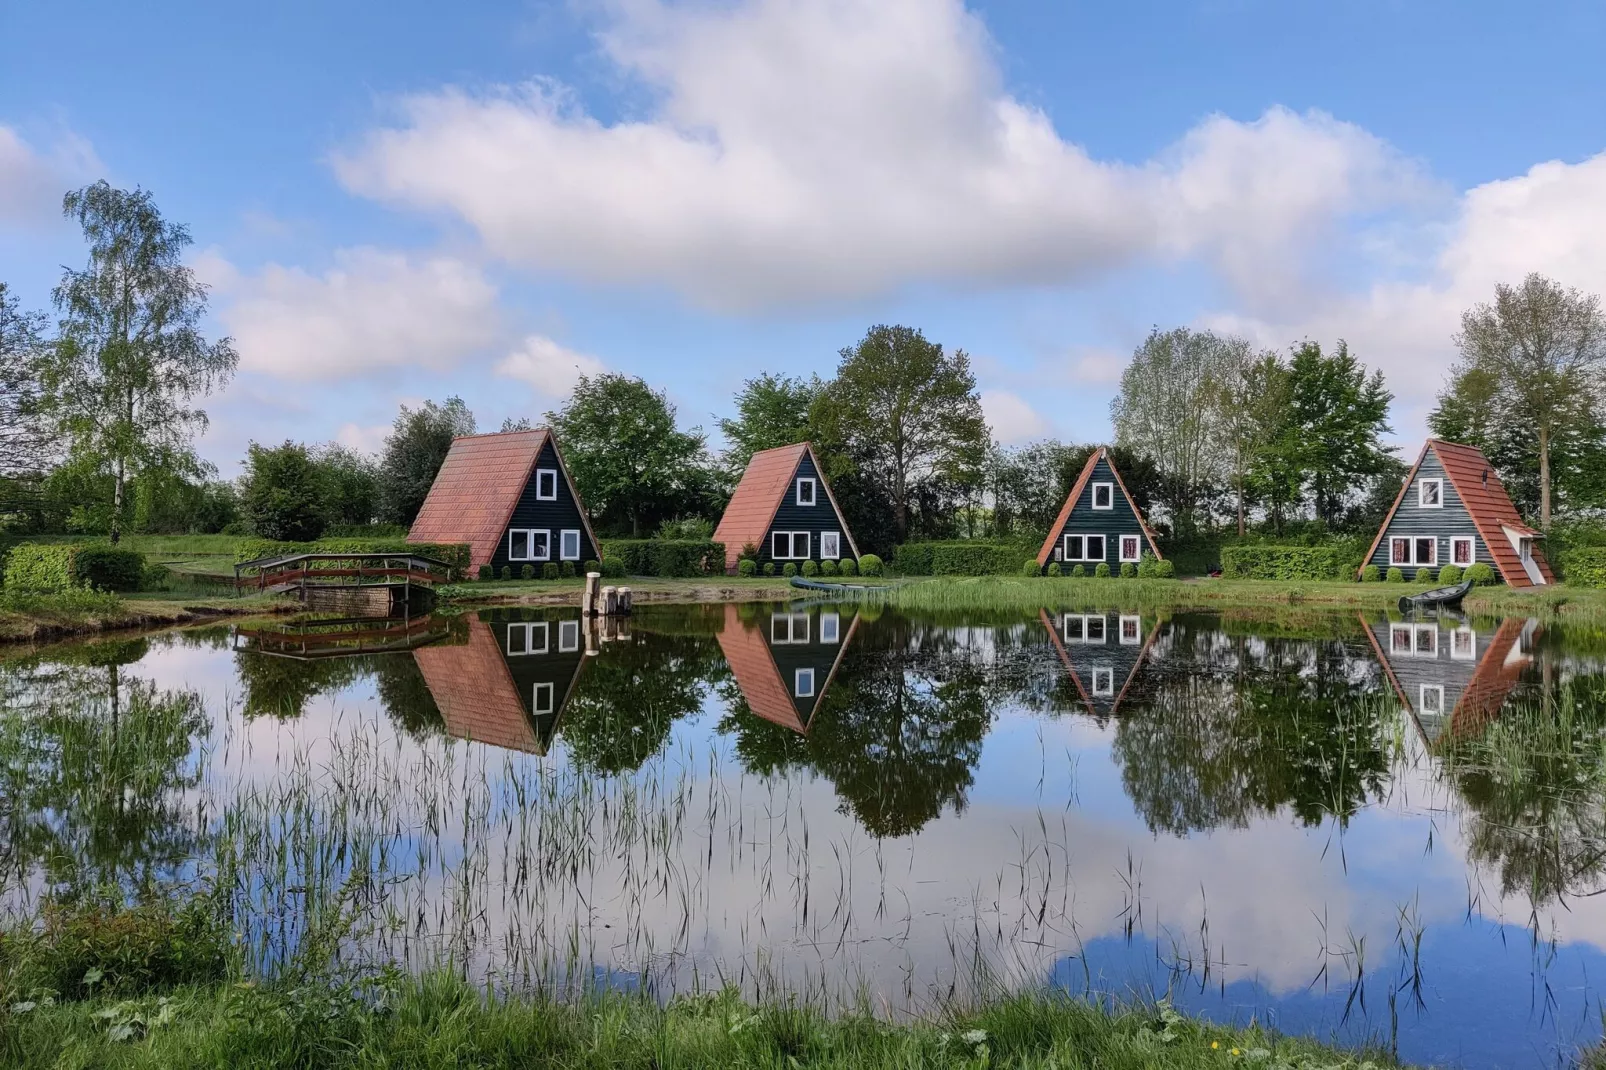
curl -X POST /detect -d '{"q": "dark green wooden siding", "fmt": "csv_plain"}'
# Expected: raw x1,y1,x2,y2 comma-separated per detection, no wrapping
765,606,855,722
492,439,598,571
484,609,588,752
1367,450,1492,574
761,452,850,563
1048,457,1148,569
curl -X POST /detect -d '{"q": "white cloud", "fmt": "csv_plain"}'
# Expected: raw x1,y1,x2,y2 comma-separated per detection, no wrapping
335,422,391,455
980,389,1048,445
0,125,100,226
215,248,503,379
333,0,1420,311
495,334,607,398
1068,349,1126,385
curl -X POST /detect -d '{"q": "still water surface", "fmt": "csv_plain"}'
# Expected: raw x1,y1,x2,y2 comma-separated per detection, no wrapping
3,602,1606,1068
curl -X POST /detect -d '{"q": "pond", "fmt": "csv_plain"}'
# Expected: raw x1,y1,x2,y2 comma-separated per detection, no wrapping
3,601,1606,1069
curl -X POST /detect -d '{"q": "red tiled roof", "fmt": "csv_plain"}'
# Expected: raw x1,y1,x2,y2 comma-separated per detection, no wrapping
712,443,859,571
1445,618,1533,742
1036,448,1163,566
413,617,538,753
407,429,600,570
1360,440,1555,588
715,603,860,734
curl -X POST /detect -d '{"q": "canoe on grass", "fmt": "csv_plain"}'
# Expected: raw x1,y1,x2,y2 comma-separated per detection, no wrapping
1398,579,1473,614
789,576,890,593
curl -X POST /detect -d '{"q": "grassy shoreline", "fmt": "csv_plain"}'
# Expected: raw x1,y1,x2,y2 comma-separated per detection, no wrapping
0,590,292,645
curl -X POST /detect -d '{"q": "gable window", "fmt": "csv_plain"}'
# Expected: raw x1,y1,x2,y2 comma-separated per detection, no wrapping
795,668,816,698
1092,482,1114,510
771,612,810,644
507,622,548,656
821,612,840,644
509,529,551,561
796,478,816,506
1451,536,1474,567
1061,534,1107,563
560,529,582,561
1419,685,1444,717
820,531,840,560
559,620,580,652
1091,667,1114,697
772,531,811,560
1119,535,1141,563
535,468,559,501
1418,478,1443,508
533,682,554,715
1119,615,1141,645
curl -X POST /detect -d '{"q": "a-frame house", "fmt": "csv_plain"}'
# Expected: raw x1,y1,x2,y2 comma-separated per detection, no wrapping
1038,609,1160,720
714,443,859,574
1361,440,1554,587
1036,447,1162,572
716,603,860,733
413,610,589,755
409,429,602,575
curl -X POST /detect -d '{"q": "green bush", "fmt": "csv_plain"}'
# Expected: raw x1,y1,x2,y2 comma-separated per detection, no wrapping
1560,548,1606,588
70,546,145,591
838,558,858,577
542,562,560,580
895,541,1033,576
561,560,576,578
858,554,883,576
499,566,512,580
599,539,725,577
1120,561,1136,578
1465,562,1497,586
520,564,535,580
2,543,145,592
782,563,798,578
1071,564,1085,578
1386,567,1405,583
1360,564,1381,582
599,558,627,579
583,559,602,575
1218,544,1360,581
1152,559,1176,579
738,558,757,577
1021,558,1041,577
1437,564,1463,584
3,544,79,592
1094,562,1111,578
1047,562,1062,577
800,559,818,577
477,564,493,581
819,559,838,576
763,561,776,576
892,542,934,575
1412,568,1431,583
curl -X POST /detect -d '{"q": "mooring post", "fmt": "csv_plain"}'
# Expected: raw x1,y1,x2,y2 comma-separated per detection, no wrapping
583,572,600,616
601,585,617,617
618,586,632,616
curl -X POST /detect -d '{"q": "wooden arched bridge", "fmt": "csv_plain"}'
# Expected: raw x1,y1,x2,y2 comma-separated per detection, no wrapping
234,551,453,614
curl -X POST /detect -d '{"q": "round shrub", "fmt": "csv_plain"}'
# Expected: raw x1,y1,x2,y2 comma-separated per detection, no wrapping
801,559,819,577
1466,562,1497,586
1094,562,1111,578
782,563,798,578
1153,559,1176,579
1070,563,1085,578
561,560,576,578
583,559,602,575
820,559,838,576
738,558,757,577
1021,558,1040,577
1437,564,1462,584
542,562,560,580
839,558,858,576
1120,561,1136,579
1386,567,1405,583
859,554,883,576
521,564,535,580
1413,568,1432,583
763,561,776,576
1047,562,1062,577
1360,564,1381,583
499,565,512,581
599,558,627,579
477,564,493,581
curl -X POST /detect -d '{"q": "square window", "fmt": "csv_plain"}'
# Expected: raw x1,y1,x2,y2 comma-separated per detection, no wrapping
1451,536,1474,566
1420,685,1444,716
795,668,816,698
1414,537,1436,567
530,530,551,561
820,531,840,559
507,624,528,655
536,469,558,501
560,530,581,561
1419,479,1443,508
509,530,530,561
1092,482,1114,510
1091,668,1114,696
797,478,816,506
1414,625,1438,657
1086,535,1106,562
1390,626,1412,654
1063,615,1084,642
771,613,809,644
1390,538,1410,566
559,620,579,652
821,612,840,644
1119,616,1141,645
1086,616,1106,643
1451,628,1476,660
1063,534,1084,561
792,532,810,559
533,682,554,714
772,532,792,559
1120,535,1141,563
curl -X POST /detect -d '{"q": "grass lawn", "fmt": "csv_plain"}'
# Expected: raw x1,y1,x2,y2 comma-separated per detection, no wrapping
442,574,803,606
0,589,289,645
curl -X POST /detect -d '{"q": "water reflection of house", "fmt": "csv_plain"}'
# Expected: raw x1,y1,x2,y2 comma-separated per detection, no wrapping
413,612,588,755
1038,610,1159,718
1360,615,1539,747
716,603,859,733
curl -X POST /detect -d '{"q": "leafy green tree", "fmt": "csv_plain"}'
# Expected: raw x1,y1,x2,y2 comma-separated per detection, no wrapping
1448,275,1606,527
378,396,475,526
240,441,328,541
547,374,714,537
556,631,717,773
1284,341,1394,529
0,281,49,478
988,440,1082,539
38,182,238,543
719,373,823,475
811,325,988,544
1212,346,1290,536
314,443,380,528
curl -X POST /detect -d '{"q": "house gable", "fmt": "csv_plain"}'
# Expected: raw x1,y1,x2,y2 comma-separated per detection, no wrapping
1036,449,1161,568
492,437,600,572
716,603,860,732
714,443,859,571
1038,609,1158,720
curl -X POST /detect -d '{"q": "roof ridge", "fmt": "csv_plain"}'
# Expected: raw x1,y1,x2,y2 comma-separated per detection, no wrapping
450,428,551,442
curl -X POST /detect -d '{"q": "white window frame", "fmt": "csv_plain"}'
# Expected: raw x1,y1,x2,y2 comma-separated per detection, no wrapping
771,612,810,645
796,477,816,506
1062,614,1108,645
820,612,840,644
533,682,554,715
560,529,582,561
1451,627,1476,661
819,531,840,560
1413,536,1438,567
535,468,559,502
795,668,816,698
507,621,549,657
1389,625,1413,654
1418,478,1443,508
1450,536,1475,568
1091,482,1115,510
771,531,812,560
508,528,551,562
1119,534,1142,563
1061,534,1107,563
1419,685,1445,716
558,620,580,652
1413,624,1438,658
1119,615,1141,645
1390,537,1411,567
1090,667,1115,697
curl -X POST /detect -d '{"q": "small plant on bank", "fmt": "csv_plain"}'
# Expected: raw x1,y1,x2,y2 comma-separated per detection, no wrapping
1120,561,1136,578
1438,564,1463,584
839,558,858,576
859,554,883,576
583,560,601,574
1466,562,1497,585
477,564,493,581
1094,562,1112,578
1360,564,1381,582
1070,564,1084,578
561,561,576,578
738,559,757,577
1386,567,1405,583
1153,559,1176,578
542,562,560,580
1047,562,1062,577
499,566,512,580
820,559,838,576
521,564,535,580
801,560,819,577
782,563,797,578
1413,568,1432,583
763,561,776,576
1021,559,1040,577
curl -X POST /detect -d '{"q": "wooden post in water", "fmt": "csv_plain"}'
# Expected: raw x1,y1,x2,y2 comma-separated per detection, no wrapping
618,586,632,616
583,572,600,616
601,585,617,617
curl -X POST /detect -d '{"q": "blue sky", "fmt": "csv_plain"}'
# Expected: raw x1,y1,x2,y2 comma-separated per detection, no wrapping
3,0,1603,475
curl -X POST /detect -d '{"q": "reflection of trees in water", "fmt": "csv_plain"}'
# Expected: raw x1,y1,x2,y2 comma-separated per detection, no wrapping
0,638,207,895
232,648,444,739
1114,621,1391,836
557,632,723,775
1443,673,1606,904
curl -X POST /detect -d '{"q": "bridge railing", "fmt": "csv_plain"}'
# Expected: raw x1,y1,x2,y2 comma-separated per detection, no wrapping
234,551,455,595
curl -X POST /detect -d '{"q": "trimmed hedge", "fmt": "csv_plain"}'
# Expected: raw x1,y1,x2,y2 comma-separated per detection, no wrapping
1437,564,1463,584
599,539,724,578
738,559,757,577
894,541,1033,576
234,539,472,579
2,543,145,592
1561,548,1606,588
859,554,883,577
1218,545,1360,581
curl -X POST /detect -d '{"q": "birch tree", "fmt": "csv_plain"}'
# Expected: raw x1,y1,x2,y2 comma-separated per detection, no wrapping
0,282,49,477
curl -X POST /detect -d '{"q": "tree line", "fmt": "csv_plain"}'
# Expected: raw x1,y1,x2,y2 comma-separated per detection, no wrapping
4,180,1601,551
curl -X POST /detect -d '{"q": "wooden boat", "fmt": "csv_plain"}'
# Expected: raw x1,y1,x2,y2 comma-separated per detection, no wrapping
1398,578,1473,613
789,576,889,593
